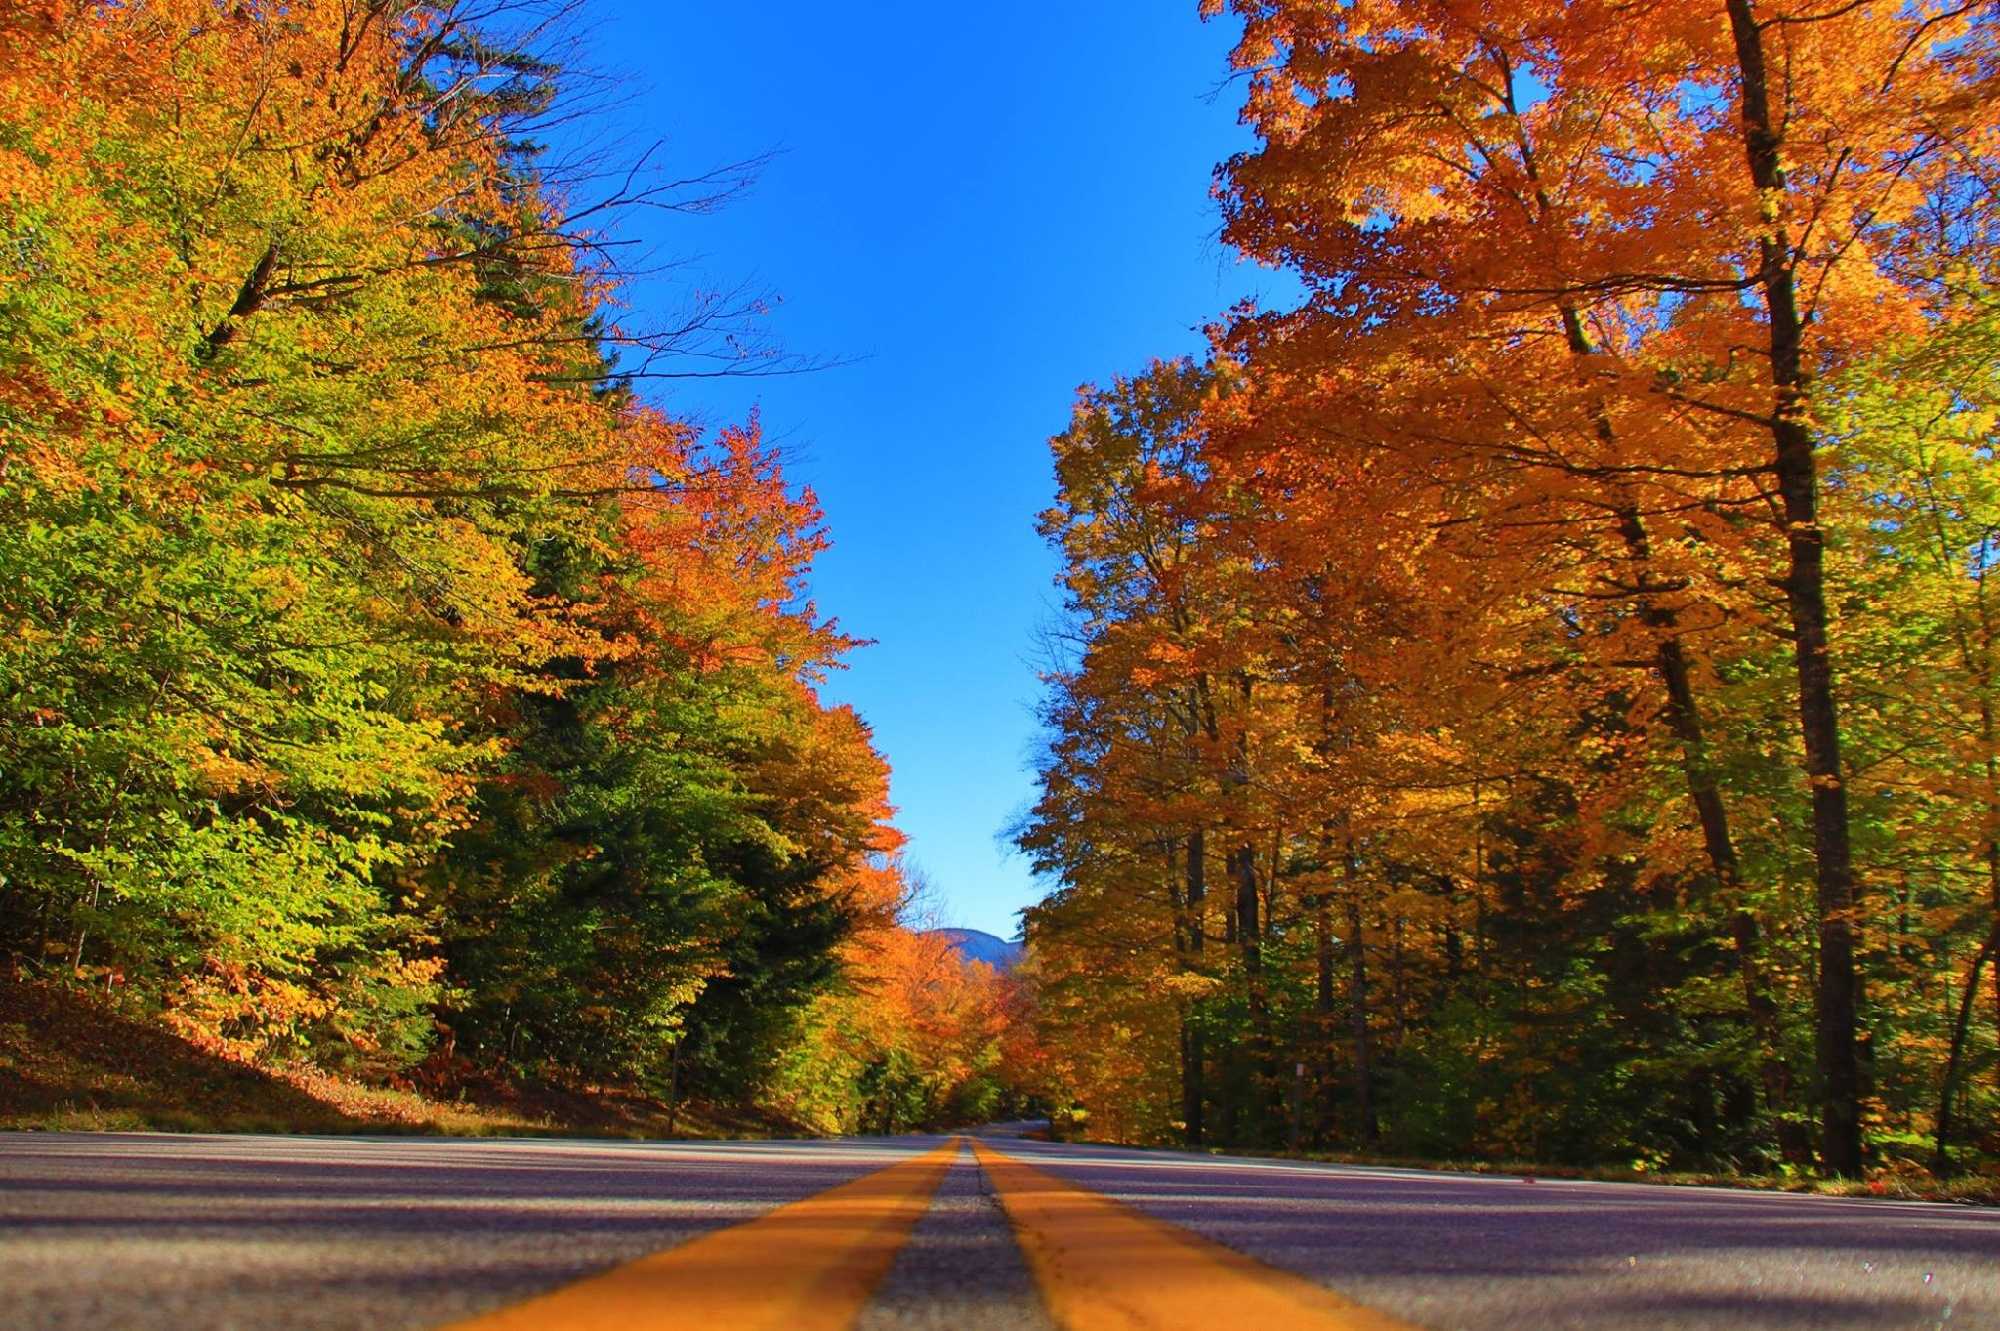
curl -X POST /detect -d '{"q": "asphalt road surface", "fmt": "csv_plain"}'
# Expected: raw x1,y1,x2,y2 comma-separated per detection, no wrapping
2,1127,1995,1330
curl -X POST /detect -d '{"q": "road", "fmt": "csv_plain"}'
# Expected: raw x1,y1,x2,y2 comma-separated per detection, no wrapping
2,1128,1995,1330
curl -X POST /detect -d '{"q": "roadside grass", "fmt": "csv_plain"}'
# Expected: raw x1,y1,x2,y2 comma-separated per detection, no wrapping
1040,1134,2000,1206
1281,1149,2000,1206
0,978,794,1141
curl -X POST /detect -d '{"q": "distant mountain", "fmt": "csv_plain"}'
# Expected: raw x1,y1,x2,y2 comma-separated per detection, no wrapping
927,927,1023,972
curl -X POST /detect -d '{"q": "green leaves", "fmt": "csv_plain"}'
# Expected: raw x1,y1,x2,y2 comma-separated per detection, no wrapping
0,0,907,1115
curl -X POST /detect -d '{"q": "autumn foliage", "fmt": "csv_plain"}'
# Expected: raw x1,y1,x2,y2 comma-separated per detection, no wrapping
0,0,1008,1126
1018,0,2000,1179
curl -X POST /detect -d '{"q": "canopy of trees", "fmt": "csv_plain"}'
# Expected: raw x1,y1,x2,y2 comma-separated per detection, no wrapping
1016,0,2000,1180
0,0,1014,1128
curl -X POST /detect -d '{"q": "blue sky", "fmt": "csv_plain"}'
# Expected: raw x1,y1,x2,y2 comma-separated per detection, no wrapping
570,3,1289,937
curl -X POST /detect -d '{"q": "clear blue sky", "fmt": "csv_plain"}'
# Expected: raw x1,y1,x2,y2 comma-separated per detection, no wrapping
570,3,1288,938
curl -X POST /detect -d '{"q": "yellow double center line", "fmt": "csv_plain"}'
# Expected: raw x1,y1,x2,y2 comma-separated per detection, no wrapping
445,1139,958,1331
974,1140,1418,1331
446,1136,1417,1331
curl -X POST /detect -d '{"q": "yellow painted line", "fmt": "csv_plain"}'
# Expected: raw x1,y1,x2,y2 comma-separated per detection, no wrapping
973,1140,1419,1331
443,1139,960,1331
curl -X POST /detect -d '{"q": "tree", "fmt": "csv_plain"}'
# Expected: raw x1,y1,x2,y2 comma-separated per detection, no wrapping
0,0,945,1129
1206,0,2000,1177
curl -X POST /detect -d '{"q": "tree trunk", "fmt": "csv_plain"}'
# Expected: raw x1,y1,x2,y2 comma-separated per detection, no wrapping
1725,0,1863,1177
1183,828,1207,1148
1344,845,1378,1143
1224,670,1273,1139
1941,686,2000,1167
1984,705,2000,1099
664,1040,682,1138
1934,927,1997,1174
1315,877,1337,1144
1233,840,1272,1137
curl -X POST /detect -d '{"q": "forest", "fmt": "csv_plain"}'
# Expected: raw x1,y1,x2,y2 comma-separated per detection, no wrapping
0,0,1015,1135
1014,0,2000,1182
7,0,2000,1188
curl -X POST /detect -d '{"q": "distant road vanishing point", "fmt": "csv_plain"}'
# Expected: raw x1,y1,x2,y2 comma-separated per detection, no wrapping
2,1128,1995,1330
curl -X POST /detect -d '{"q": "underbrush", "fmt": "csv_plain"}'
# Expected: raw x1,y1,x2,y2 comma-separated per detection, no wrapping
0,978,797,1140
